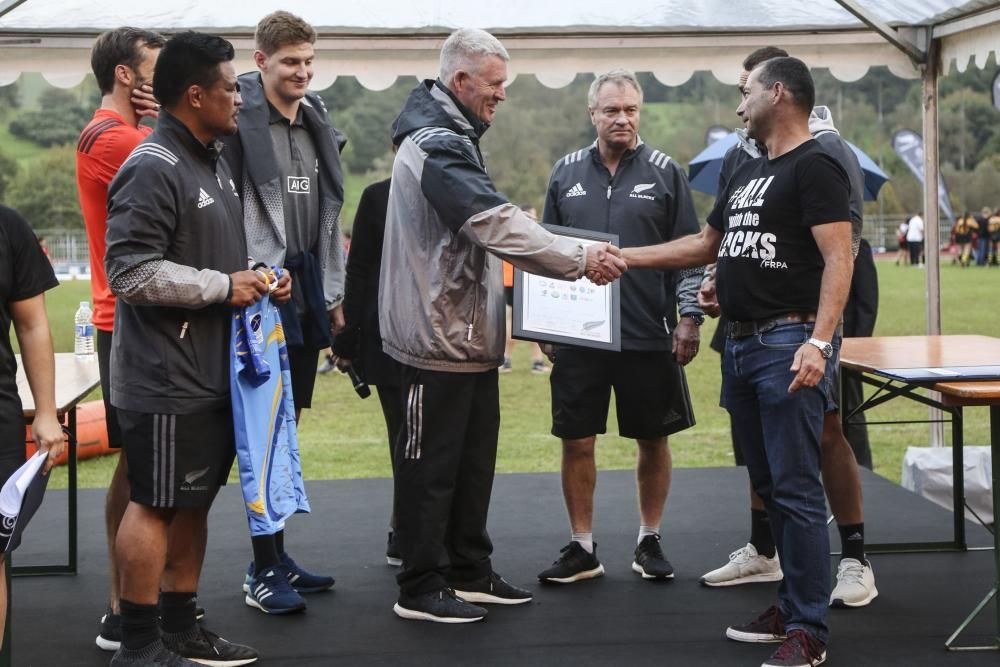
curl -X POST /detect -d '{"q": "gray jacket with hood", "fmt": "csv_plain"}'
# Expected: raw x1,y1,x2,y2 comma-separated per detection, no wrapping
380,80,588,372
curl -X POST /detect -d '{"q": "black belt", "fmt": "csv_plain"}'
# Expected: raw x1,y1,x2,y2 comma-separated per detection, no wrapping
727,313,817,339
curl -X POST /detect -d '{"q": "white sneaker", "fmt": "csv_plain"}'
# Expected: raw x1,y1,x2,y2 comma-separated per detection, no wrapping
830,558,878,608
700,543,783,587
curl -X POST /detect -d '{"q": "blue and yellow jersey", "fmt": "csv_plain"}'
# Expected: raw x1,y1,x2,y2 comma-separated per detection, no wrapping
230,283,310,537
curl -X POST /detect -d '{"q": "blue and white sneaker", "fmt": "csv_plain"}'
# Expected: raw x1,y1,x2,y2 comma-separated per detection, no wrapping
243,553,335,595
280,552,335,593
244,565,307,615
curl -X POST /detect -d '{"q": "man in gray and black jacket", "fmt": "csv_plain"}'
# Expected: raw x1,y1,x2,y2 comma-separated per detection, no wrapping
537,69,704,587
381,28,627,624
105,31,268,667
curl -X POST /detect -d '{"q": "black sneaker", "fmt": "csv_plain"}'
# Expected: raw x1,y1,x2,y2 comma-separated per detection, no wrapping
538,542,605,584
110,639,198,666
96,607,121,651
162,625,258,666
452,572,533,605
632,534,675,580
726,605,788,643
386,531,402,567
762,629,827,667
393,588,488,623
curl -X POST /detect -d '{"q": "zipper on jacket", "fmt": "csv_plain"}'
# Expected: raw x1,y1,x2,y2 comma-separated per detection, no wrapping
179,321,189,339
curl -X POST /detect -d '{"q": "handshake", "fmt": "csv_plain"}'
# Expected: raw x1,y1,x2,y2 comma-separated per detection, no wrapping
584,243,628,285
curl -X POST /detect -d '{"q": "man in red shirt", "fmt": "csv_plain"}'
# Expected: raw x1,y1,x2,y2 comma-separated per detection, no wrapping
75,26,167,652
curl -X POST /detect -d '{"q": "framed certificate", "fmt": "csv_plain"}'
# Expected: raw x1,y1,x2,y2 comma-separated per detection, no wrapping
512,225,621,351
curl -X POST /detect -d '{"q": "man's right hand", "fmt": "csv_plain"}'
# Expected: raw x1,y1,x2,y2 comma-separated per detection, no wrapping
229,270,268,306
132,83,160,119
585,243,628,285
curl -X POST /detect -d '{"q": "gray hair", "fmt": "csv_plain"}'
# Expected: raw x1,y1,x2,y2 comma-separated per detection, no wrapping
439,28,510,85
588,69,643,108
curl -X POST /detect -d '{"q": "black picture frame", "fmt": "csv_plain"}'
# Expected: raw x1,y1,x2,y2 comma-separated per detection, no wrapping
512,225,621,351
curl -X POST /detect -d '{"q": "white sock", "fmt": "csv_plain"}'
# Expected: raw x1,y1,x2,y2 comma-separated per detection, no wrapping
638,525,660,545
571,532,594,554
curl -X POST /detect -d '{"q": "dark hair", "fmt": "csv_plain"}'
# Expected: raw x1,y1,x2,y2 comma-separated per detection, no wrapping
756,56,815,113
153,31,235,108
91,27,166,95
742,46,789,73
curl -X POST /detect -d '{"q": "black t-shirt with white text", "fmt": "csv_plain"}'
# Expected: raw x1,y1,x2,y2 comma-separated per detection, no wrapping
0,206,59,432
706,139,850,322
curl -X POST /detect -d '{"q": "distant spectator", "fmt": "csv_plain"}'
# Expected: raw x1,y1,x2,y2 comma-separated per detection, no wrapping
906,213,924,266
988,207,1000,267
952,212,976,267
895,219,909,266
974,207,991,266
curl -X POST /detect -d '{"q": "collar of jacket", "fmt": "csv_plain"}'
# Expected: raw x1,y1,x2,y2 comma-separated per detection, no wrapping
589,135,646,166
431,79,490,139
158,109,223,164
234,71,344,202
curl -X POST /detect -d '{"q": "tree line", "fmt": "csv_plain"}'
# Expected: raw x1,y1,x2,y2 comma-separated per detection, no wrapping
2,60,999,232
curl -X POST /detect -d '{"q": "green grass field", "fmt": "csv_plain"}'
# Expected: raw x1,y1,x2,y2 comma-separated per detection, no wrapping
31,260,998,490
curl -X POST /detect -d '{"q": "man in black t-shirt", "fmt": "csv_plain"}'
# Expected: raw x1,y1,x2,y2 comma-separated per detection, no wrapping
0,205,65,651
622,57,853,667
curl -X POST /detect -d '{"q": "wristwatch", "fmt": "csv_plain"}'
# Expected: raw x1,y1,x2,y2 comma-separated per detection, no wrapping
682,313,705,326
805,337,833,359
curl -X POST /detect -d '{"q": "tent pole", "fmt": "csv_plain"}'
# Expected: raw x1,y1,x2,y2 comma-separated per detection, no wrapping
922,39,944,447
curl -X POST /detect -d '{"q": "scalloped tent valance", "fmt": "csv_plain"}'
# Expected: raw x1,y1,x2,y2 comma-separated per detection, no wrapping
0,0,997,89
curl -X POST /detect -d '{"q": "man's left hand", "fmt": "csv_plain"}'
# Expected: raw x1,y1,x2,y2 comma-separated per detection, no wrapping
329,305,346,335
132,83,160,119
672,317,701,366
788,344,825,393
271,272,292,304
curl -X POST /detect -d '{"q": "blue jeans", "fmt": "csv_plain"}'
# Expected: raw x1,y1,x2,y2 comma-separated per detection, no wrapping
721,322,839,643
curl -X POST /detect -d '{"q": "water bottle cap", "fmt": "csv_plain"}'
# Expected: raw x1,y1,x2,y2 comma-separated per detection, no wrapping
80,301,89,308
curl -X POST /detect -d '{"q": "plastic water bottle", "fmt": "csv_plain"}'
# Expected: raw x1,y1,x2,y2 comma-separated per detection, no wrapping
74,301,95,358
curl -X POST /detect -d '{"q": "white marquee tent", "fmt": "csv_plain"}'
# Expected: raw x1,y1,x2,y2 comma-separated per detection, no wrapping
1,0,999,336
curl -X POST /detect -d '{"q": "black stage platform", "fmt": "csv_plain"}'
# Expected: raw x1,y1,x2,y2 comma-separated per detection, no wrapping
12,467,999,666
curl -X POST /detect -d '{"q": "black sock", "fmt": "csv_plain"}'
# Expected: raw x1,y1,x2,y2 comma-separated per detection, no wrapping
120,599,160,651
839,523,866,562
158,592,197,634
750,509,776,558
251,533,281,575
275,529,285,555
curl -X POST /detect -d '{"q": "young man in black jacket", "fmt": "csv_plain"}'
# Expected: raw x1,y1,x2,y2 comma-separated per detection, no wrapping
105,31,267,666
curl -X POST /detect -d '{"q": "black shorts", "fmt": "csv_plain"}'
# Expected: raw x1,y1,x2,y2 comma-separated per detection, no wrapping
287,345,321,411
96,329,122,448
504,286,514,307
118,406,234,508
550,348,695,440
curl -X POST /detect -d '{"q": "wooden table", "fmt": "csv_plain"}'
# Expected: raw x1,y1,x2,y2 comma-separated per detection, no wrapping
840,335,1000,651
14,352,100,576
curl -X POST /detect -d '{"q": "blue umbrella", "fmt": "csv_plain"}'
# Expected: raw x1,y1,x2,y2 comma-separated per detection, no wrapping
687,132,889,201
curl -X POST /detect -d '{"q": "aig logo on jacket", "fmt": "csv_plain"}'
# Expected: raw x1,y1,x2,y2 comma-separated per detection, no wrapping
287,176,311,194
629,183,656,200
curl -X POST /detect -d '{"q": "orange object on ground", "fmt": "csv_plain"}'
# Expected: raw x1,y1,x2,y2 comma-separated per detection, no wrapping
503,260,514,288
24,399,115,466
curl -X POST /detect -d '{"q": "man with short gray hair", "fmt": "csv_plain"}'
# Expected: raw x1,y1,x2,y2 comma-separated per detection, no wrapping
381,27,626,623
538,68,703,586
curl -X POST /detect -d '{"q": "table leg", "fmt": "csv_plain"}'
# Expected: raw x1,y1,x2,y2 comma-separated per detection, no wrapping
943,405,1000,651
68,407,77,575
11,409,78,577
953,406,967,550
